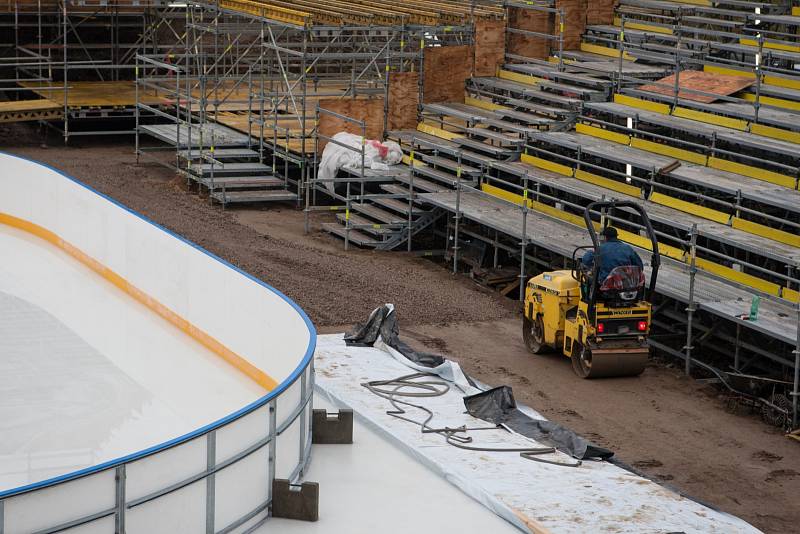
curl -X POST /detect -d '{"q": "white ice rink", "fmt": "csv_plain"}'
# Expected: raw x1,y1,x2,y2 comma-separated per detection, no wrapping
0,223,265,492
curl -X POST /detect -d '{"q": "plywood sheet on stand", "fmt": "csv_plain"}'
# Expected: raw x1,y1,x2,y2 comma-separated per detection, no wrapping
388,72,419,130
474,19,506,77
586,0,616,25
423,45,473,103
557,0,587,51
507,7,553,60
639,71,755,103
317,97,385,153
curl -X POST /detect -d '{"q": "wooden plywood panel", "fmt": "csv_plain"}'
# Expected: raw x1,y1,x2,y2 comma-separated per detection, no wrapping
317,98,385,153
387,72,419,130
586,0,616,25
474,19,506,77
639,71,755,103
508,7,553,60
423,45,473,104
556,0,587,51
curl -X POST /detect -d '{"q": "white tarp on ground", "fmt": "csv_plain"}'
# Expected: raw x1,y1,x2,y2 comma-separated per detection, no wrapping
313,333,760,534
317,133,403,193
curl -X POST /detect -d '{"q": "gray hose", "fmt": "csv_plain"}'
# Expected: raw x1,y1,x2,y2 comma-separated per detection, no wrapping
362,373,581,468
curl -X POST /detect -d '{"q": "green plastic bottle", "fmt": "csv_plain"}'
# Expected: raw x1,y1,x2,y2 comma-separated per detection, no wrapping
749,295,760,321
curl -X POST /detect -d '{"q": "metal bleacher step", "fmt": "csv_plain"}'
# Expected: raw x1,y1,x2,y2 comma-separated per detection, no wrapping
210,189,298,204
372,196,427,216
466,127,525,146
395,173,449,193
321,223,381,247
199,176,285,190
413,164,476,187
417,153,482,176
453,137,518,158
335,212,395,236
352,203,407,225
180,148,259,160
189,162,271,178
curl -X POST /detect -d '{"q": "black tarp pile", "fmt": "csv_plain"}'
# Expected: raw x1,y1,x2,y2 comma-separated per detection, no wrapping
345,304,613,461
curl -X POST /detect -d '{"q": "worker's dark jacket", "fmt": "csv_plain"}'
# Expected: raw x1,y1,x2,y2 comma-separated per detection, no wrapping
581,238,644,283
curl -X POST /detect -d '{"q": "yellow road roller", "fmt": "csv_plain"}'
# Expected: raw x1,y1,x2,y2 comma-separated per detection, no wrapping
522,201,661,378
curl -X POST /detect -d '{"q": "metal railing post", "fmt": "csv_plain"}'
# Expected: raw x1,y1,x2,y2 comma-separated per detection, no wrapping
684,224,698,375
268,399,277,513
114,465,126,534
206,432,216,534
519,171,529,302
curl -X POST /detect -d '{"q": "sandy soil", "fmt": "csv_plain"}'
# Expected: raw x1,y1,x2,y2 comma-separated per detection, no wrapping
2,127,798,532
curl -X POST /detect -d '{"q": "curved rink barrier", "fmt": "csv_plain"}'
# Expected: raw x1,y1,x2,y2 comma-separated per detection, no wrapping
0,152,316,533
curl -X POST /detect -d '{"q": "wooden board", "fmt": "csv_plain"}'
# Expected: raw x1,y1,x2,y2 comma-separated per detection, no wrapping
586,0,616,25
557,0,587,51
387,72,419,130
317,97,385,153
639,71,755,103
20,80,165,108
474,19,506,77
423,45,473,104
507,6,553,60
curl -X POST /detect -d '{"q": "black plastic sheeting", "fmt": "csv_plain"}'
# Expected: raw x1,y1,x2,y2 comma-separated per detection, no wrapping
463,386,613,461
346,305,613,461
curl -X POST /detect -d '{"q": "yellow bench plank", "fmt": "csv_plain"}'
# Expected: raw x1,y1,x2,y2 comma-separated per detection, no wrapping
708,157,796,188
649,192,731,224
613,93,670,114
401,154,426,168
521,153,574,177
673,106,749,131
497,68,541,86
580,42,635,61
749,123,800,146
732,217,800,247
740,38,800,53
464,96,510,112
575,169,642,198
417,122,462,141
695,258,782,296
763,74,800,91
630,137,708,165
481,183,589,227
784,287,800,303
703,64,755,79
740,92,800,112
613,17,673,35
576,123,631,145
616,228,685,260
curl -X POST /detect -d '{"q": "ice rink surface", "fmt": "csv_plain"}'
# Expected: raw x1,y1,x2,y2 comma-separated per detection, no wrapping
0,224,265,492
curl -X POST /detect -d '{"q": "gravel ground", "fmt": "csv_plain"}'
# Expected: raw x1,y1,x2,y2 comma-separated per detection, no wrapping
2,123,798,533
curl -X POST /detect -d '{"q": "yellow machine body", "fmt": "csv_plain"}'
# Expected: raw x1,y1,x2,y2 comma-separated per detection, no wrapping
523,270,652,378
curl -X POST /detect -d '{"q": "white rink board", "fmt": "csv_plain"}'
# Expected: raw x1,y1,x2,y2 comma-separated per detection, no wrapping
0,152,315,533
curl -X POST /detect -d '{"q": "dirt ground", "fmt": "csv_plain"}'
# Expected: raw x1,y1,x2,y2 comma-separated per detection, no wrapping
2,126,798,532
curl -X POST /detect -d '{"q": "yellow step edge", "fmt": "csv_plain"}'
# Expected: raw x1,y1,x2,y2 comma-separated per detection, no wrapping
575,169,642,198
613,93,670,114
750,122,800,146
576,122,631,145
649,192,731,225
497,68,541,86
464,96,510,112
616,228,685,260
580,42,635,61
739,92,800,112
703,64,755,80
673,106,749,131
708,157,796,189
417,122,462,141
520,153,573,177
740,38,800,53
613,17,673,35
732,217,800,248
763,74,800,91
401,154,426,168
481,182,589,228
695,257,782,296
794,6,800,16
630,137,709,166
784,287,800,303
